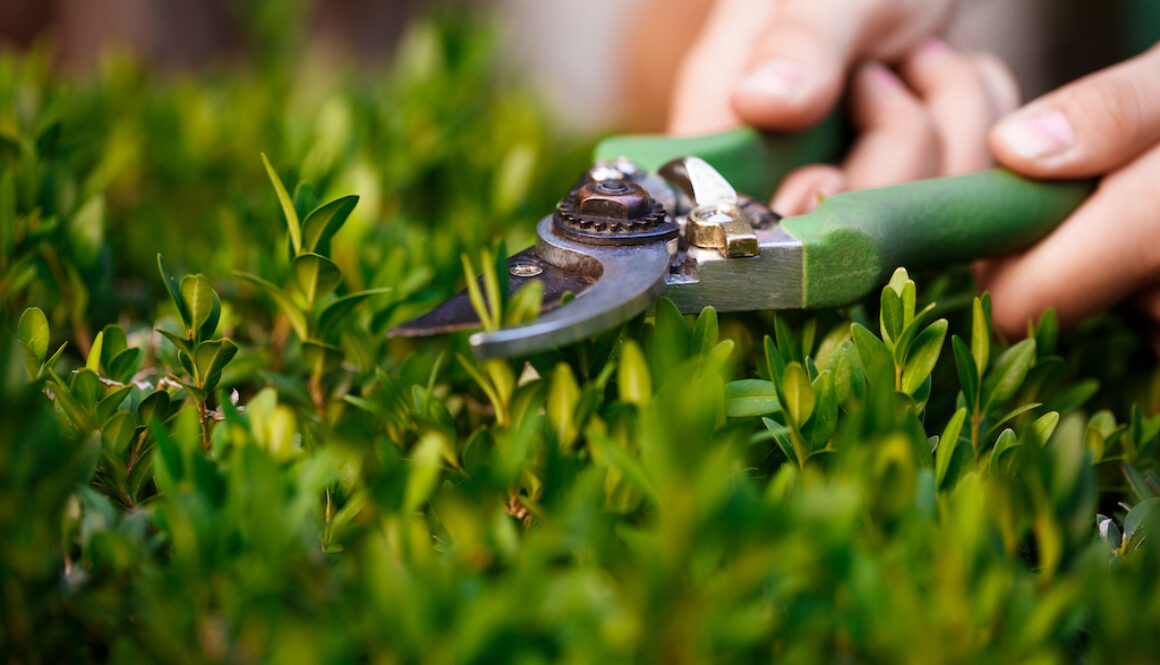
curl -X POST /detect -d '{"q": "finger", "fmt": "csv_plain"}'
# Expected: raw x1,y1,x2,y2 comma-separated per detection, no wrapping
990,44,1160,178
668,0,775,135
899,40,1016,174
973,52,1021,117
841,63,941,189
731,0,955,131
770,164,847,216
979,141,1160,337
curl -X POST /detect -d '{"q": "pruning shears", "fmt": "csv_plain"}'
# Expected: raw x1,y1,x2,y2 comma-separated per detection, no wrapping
389,126,1092,358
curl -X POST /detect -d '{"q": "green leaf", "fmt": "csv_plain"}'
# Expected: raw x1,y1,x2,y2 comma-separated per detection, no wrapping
404,431,447,512
880,285,903,345
262,153,302,254
984,402,1043,442
97,385,132,423
654,297,690,345
724,379,781,418
936,407,968,487
157,254,190,329
807,370,837,449
17,306,49,378
44,342,68,373
234,271,309,340
971,296,990,376
764,335,786,384
503,280,543,327
900,319,947,396
49,371,95,432
1123,462,1157,503
1032,308,1059,357
1096,514,1122,548
1123,497,1160,551
1044,379,1099,416
72,369,101,408
158,328,195,360
851,323,891,385
763,417,797,466
17,306,50,362
301,195,358,252
690,307,719,357
292,253,343,305
1032,411,1061,445
460,253,494,331
586,427,659,503
138,390,171,426
101,410,137,455
100,325,128,366
194,338,239,385
303,341,343,377
318,288,392,337
982,339,1036,412
67,195,104,266
547,363,580,450
801,318,818,358
618,340,651,406
989,428,1020,472
886,266,909,296
780,362,815,427
951,336,978,409
86,329,104,374
901,280,917,327
180,274,216,336
107,348,143,384
826,340,861,404
481,248,502,330
773,314,801,363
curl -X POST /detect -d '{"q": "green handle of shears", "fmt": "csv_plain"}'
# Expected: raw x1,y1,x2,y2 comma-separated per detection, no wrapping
594,122,843,200
593,127,1093,309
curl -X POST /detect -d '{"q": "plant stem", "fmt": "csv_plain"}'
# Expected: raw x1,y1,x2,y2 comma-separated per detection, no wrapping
791,428,809,470
197,398,211,451
970,411,982,459
309,371,326,417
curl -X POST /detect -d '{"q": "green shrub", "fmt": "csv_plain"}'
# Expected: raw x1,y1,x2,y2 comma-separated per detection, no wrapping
4,12,1160,665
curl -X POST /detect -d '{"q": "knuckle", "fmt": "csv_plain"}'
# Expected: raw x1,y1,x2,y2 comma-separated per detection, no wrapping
1067,73,1151,144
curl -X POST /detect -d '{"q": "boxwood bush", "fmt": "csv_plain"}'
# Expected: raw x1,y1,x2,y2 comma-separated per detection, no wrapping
4,12,1160,665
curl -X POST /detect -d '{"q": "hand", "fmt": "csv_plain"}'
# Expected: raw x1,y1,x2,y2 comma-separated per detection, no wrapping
668,0,1018,214
669,0,958,135
976,44,1160,340
769,41,1019,214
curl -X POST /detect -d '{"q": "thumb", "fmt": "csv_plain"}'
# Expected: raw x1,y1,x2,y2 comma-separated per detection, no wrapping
990,44,1160,178
730,0,953,131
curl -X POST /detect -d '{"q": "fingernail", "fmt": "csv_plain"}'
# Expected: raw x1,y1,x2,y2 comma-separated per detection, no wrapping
737,60,802,100
996,109,1075,159
921,38,950,55
868,64,901,89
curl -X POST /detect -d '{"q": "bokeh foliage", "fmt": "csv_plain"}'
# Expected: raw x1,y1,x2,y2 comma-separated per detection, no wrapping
4,11,1160,665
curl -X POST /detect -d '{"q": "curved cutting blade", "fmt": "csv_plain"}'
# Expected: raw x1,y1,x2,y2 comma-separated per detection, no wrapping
469,216,672,359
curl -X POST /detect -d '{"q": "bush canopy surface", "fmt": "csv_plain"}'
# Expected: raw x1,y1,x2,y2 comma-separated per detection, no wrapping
4,11,1160,665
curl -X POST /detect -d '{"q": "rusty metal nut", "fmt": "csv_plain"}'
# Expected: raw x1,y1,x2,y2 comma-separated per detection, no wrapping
574,179,653,221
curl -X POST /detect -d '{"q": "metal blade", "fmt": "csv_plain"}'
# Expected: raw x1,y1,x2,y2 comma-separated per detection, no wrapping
469,217,672,359
387,246,596,337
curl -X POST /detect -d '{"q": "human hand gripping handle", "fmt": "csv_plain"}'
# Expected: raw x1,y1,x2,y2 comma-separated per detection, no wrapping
980,44,1160,337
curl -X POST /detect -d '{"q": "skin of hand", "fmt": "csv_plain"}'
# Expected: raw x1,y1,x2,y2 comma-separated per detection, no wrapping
978,43,1160,340
668,0,958,135
669,0,1020,212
